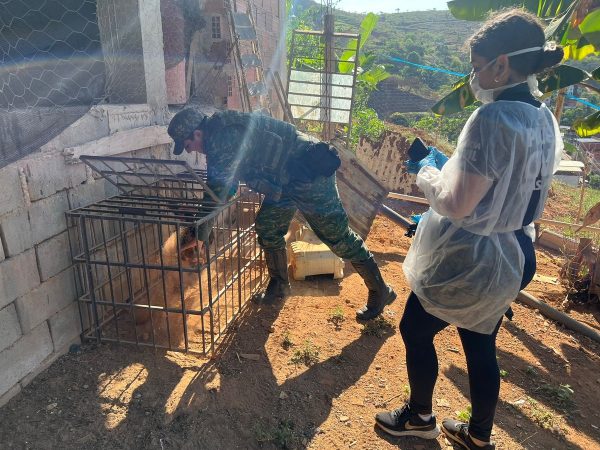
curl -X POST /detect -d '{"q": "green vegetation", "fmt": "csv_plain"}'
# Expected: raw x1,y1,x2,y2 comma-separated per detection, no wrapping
361,315,394,338
526,398,556,430
254,420,296,449
551,181,600,224
537,383,575,410
328,305,345,329
290,339,320,366
456,405,472,422
282,330,294,350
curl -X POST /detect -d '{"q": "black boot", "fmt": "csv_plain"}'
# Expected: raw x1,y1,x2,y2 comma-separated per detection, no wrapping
352,256,396,320
256,248,291,304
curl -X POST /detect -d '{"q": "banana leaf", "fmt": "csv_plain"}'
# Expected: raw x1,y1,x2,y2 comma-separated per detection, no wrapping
432,65,588,115
579,8,600,47
447,0,600,60
544,1,578,39
537,64,589,92
573,110,600,136
431,75,477,115
447,0,575,21
338,13,378,74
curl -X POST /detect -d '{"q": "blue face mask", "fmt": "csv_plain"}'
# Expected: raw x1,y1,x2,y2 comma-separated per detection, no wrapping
469,46,543,104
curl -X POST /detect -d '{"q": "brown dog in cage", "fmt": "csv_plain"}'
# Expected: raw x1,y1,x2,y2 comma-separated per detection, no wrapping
133,227,207,349
133,223,247,351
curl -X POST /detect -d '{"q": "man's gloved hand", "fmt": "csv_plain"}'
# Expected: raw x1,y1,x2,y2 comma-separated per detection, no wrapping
405,146,449,174
404,214,422,238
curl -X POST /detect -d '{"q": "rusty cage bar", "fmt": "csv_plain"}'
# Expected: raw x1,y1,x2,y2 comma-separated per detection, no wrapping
67,155,266,355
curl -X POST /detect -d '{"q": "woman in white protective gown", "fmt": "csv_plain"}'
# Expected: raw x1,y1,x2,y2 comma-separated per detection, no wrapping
374,9,564,450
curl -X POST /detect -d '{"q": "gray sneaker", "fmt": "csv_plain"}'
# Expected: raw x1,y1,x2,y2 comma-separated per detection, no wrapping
441,419,495,450
375,403,440,439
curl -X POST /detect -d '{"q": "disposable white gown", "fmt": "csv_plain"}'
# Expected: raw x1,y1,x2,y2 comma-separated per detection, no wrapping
403,101,563,334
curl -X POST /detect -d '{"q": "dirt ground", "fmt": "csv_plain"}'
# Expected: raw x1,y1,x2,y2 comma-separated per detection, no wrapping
1,214,599,450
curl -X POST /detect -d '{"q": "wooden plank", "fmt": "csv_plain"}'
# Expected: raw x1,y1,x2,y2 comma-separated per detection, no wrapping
335,143,388,239
388,193,600,233
63,125,171,164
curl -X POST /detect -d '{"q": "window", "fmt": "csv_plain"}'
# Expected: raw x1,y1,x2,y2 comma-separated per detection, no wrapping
211,16,221,39
222,96,228,106
227,75,233,96
225,41,232,64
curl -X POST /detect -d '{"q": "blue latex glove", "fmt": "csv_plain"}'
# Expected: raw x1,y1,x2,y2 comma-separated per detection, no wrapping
405,146,449,174
429,146,449,169
410,214,422,224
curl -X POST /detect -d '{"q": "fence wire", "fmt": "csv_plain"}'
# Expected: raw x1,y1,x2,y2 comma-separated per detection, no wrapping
0,0,105,169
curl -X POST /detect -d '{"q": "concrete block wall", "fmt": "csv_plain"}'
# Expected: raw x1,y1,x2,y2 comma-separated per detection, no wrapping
0,107,182,408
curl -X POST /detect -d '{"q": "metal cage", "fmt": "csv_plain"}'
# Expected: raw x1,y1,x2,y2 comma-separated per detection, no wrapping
67,155,266,355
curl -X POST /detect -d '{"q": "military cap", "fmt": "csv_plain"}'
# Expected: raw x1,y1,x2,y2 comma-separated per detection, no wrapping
167,108,208,155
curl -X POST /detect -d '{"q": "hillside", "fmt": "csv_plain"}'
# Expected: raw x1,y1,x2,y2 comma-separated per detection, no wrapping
292,3,479,98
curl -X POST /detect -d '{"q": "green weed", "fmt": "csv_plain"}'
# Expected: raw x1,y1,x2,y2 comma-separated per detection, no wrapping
290,340,320,367
456,405,472,422
361,315,394,338
281,330,294,350
328,306,345,330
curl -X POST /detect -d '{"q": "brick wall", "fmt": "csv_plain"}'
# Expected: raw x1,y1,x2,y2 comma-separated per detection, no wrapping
0,105,198,407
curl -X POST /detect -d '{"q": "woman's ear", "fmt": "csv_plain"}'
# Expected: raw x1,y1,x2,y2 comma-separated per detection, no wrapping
493,54,511,85
193,129,203,141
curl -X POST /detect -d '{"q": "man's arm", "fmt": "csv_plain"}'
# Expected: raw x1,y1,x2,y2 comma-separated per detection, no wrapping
195,125,246,243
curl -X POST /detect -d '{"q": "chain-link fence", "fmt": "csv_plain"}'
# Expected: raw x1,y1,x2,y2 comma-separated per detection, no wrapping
0,0,105,169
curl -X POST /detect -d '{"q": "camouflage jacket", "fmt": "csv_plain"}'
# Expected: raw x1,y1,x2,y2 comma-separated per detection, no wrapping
202,110,313,202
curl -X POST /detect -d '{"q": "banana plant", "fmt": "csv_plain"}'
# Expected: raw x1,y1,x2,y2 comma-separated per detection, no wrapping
435,0,600,136
337,13,390,87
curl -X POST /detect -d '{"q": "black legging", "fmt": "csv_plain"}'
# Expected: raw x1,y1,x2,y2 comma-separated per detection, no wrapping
400,229,536,442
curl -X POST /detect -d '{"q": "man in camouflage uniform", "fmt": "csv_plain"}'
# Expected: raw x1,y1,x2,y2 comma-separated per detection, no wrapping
168,108,396,320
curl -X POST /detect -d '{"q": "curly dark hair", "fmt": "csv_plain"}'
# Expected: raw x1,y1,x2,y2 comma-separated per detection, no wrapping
468,8,564,75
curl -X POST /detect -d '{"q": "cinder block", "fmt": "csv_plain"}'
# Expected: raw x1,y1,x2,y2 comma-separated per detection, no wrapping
14,268,77,334
29,191,69,244
18,348,64,389
36,231,71,281
0,165,25,216
0,383,21,409
68,180,108,210
23,153,88,202
0,209,33,256
49,302,81,351
0,250,40,310
0,304,21,353
0,322,53,397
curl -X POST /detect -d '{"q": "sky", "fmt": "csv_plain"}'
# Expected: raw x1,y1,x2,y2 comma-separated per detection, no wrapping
333,0,449,14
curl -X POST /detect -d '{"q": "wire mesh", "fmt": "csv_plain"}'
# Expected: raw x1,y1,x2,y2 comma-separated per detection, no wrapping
67,156,266,355
0,0,105,168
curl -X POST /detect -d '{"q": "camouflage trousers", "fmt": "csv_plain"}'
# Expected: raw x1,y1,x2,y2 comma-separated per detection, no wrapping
255,174,371,263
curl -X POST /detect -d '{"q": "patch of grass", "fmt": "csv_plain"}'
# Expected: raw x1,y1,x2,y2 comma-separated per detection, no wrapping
403,384,411,399
525,365,538,377
499,369,509,379
328,306,345,330
254,420,296,449
456,405,472,422
290,340,320,367
361,315,394,338
281,330,294,350
526,397,556,430
537,383,575,409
